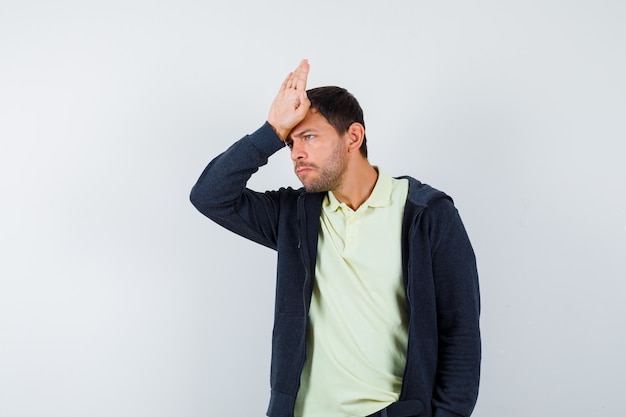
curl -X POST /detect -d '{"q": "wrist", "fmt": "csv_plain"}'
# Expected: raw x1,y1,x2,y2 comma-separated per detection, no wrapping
267,121,290,141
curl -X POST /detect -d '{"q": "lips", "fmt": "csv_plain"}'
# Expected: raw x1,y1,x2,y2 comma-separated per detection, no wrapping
295,164,316,174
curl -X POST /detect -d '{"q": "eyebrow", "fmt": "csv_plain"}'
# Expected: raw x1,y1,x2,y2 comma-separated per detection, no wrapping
290,128,317,139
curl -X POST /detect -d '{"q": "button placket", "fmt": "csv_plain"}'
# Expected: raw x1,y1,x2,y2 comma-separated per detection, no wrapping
344,211,360,255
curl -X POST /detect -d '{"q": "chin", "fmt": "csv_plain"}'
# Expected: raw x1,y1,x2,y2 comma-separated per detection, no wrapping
300,182,314,192
303,184,328,193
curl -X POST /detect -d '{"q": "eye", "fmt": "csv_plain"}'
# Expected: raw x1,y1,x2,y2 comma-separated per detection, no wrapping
285,139,294,149
303,134,315,141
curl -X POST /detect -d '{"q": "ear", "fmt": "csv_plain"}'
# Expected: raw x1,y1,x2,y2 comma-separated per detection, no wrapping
345,122,365,154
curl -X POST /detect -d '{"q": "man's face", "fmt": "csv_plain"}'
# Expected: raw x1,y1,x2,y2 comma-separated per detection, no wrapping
285,110,348,193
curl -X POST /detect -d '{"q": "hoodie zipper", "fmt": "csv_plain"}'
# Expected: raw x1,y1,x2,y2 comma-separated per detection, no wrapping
294,193,313,407
399,206,419,401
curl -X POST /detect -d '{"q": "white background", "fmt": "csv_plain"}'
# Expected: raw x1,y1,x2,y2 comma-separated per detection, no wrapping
1,1,625,416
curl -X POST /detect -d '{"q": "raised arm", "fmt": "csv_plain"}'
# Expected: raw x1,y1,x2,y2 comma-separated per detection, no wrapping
190,60,311,249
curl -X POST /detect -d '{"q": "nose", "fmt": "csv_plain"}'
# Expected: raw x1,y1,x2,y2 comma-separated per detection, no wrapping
290,140,306,161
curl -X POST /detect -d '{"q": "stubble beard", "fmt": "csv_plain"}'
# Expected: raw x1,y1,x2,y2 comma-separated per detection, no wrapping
297,142,347,193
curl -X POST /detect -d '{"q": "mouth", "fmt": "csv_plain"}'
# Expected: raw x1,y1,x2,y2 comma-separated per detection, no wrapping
295,164,316,175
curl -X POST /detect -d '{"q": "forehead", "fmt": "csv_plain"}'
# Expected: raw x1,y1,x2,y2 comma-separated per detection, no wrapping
290,109,334,137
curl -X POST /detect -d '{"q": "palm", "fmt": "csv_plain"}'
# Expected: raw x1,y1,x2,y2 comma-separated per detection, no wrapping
268,59,311,140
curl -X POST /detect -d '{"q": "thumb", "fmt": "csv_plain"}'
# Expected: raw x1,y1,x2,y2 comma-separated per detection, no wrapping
297,91,311,114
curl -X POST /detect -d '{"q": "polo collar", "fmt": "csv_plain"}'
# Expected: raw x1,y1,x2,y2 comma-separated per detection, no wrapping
324,167,393,212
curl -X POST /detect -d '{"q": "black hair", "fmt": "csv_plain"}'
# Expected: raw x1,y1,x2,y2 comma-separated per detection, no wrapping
306,86,367,157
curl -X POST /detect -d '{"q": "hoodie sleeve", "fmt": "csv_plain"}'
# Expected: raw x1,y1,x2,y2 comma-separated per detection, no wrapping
428,198,481,417
189,122,288,250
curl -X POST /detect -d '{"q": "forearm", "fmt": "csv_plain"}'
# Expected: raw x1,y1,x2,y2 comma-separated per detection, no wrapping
190,123,282,213
189,122,286,248
433,326,481,417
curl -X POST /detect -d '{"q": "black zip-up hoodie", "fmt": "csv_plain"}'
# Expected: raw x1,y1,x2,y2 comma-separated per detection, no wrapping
190,123,481,417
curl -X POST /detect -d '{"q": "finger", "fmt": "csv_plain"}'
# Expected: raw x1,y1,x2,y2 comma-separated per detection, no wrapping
280,71,293,92
300,90,310,108
295,90,311,117
294,59,309,91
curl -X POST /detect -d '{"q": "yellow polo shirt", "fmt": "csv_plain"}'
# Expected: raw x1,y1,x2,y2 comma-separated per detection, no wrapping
294,169,409,417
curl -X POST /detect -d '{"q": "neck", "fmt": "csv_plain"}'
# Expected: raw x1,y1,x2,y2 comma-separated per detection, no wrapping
331,158,378,211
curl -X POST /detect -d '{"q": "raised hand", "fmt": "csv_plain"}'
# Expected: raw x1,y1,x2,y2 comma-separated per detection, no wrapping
267,59,311,141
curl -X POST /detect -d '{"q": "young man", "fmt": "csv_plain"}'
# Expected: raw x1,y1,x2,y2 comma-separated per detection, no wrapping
190,60,481,417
